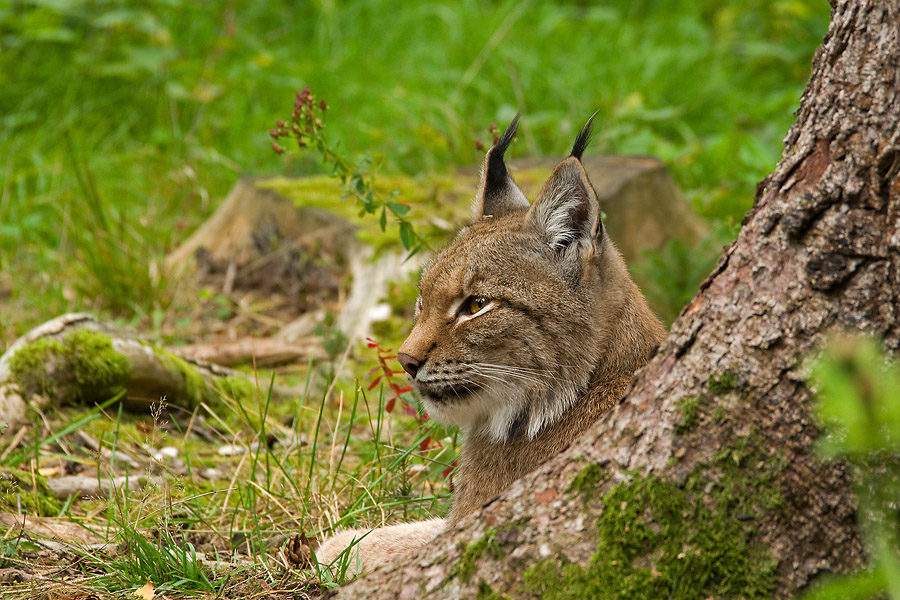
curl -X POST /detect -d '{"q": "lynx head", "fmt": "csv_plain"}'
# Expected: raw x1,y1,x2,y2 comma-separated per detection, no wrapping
398,114,663,442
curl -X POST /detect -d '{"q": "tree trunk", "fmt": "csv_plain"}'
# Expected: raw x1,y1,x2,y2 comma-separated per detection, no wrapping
333,1,900,598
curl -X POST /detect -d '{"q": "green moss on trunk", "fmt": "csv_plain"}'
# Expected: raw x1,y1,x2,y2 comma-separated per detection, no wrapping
566,462,608,504
525,434,782,600
215,375,259,405
445,519,531,587
451,527,503,583
708,369,740,395
8,329,228,410
156,348,221,408
9,329,130,404
673,396,700,434
476,580,513,600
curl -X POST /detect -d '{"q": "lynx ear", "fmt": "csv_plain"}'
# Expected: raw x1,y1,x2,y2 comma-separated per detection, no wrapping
528,115,602,253
474,114,530,220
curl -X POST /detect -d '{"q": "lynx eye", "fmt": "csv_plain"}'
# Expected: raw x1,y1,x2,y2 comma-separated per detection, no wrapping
466,296,488,315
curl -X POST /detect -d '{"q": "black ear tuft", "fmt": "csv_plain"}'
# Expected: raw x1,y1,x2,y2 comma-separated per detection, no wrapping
475,113,529,220
486,113,521,189
570,110,600,160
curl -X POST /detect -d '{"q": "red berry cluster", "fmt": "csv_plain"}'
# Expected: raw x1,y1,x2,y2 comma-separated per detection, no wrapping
269,87,328,155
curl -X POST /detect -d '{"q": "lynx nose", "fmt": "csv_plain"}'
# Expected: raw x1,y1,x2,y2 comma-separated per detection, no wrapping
397,352,421,379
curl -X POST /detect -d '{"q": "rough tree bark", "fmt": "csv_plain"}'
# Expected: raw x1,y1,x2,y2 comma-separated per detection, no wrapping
333,1,900,598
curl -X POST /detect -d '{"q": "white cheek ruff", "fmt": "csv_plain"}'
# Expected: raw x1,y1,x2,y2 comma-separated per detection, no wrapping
421,393,486,427
421,377,579,443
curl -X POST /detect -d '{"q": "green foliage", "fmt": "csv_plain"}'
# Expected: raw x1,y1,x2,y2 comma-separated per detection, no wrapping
633,223,737,323
65,145,170,316
811,336,900,459
315,312,350,367
803,336,900,600
0,0,828,332
271,88,426,256
102,513,217,594
0,360,454,595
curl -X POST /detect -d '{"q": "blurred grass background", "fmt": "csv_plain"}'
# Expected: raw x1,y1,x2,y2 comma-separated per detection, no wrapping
0,0,830,341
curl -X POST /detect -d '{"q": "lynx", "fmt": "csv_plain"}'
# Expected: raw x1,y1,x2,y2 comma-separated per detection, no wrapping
316,114,666,573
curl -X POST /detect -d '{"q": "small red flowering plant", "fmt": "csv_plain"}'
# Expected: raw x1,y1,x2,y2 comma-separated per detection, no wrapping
270,87,426,257
365,336,452,458
474,121,502,152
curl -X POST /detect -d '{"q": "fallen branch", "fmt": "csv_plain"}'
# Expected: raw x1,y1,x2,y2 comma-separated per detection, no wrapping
0,314,300,429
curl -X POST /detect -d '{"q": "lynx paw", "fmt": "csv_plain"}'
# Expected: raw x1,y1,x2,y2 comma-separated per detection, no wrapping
315,518,446,576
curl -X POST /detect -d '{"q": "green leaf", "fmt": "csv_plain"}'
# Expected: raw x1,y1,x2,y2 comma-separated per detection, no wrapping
399,221,414,250
404,243,424,263
164,81,191,101
387,201,410,216
812,353,872,457
379,208,387,231
812,335,900,458
800,569,886,600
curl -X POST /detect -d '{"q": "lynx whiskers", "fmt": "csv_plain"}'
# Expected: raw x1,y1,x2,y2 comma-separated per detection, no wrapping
315,112,666,575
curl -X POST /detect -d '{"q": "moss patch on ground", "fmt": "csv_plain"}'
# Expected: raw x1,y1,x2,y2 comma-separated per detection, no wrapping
9,329,130,405
0,467,63,516
525,432,783,600
258,173,466,254
258,164,569,258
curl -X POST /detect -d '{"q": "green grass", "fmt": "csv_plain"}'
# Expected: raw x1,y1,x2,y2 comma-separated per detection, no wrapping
0,364,455,598
0,0,828,339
